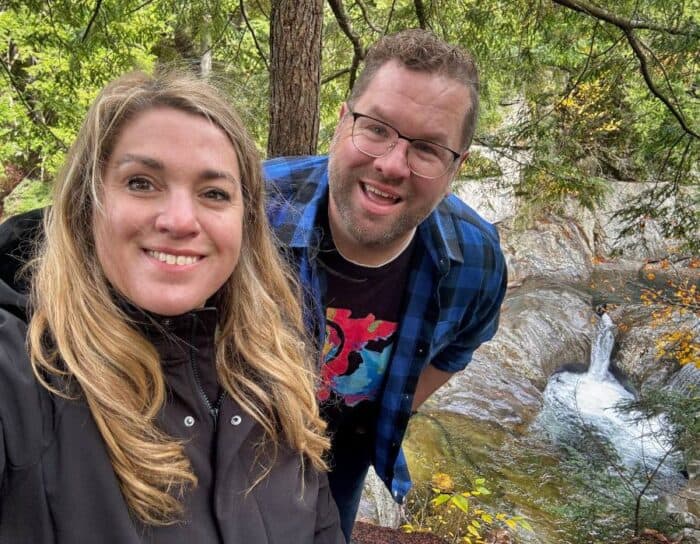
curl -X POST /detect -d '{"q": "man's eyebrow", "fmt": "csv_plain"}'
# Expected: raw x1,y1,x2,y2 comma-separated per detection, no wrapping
367,106,450,144
115,154,164,170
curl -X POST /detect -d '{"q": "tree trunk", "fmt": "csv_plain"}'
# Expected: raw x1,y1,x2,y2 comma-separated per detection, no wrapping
267,0,323,157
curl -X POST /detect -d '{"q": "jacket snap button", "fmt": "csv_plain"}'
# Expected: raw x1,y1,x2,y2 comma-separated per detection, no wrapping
230,415,242,426
184,416,195,427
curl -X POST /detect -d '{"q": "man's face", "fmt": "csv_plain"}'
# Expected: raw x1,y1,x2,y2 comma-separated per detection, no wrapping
327,60,470,264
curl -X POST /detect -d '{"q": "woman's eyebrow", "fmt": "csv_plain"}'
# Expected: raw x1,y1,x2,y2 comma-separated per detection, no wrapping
200,169,239,185
115,154,239,184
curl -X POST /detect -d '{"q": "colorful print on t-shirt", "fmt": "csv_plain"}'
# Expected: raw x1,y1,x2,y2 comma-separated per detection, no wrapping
319,307,397,406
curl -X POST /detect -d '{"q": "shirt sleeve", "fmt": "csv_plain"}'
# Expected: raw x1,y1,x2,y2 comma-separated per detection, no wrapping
430,241,508,373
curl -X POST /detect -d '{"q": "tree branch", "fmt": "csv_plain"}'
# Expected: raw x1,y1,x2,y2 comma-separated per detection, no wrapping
383,0,397,35
551,0,699,36
623,28,699,139
354,0,381,33
126,0,158,16
239,0,268,71
551,0,699,140
0,57,67,150
327,0,366,91
82,0,103,42
322,67,352,85
413,0,429,29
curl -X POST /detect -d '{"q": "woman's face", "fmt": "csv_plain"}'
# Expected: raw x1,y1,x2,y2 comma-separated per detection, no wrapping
94,106,244,316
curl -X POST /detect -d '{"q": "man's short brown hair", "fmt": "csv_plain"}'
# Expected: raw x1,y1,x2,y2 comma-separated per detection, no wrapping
349,28,480,150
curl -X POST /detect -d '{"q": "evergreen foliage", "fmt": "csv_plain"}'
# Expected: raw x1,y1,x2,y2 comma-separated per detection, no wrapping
1,1,697,248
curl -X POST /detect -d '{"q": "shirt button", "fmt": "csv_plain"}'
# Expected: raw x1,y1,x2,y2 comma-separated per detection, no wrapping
230,415,242,426
184,416,195,427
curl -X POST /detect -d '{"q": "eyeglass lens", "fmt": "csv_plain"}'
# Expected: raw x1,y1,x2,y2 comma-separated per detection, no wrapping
352,115,454,178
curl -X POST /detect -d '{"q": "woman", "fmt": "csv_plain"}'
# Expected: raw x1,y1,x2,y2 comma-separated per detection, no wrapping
0,71,344,543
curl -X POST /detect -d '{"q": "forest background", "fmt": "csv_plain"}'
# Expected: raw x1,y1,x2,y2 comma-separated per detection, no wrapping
1,1,698,542
1,0,698,254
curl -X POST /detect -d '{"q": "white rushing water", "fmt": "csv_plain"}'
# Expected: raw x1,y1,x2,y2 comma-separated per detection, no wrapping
539,314,679,477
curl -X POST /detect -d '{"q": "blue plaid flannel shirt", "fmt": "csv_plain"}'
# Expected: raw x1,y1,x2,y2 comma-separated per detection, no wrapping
264,156,507,502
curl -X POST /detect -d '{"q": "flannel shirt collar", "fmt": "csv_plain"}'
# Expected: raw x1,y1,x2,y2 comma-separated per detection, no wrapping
275,169,329,251
416,198,465,270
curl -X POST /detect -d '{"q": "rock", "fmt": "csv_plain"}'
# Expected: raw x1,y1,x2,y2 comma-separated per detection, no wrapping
428,285,594,429
357,467,403,529
612,304,699,390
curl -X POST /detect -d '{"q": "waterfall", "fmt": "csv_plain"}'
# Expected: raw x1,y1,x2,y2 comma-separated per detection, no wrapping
587,313,615,381
538,312,682,479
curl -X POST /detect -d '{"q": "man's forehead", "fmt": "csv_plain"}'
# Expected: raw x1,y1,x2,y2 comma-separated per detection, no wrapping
350,64,470,145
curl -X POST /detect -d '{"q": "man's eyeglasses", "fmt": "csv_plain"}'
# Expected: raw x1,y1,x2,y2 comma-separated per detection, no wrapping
349,110,462,179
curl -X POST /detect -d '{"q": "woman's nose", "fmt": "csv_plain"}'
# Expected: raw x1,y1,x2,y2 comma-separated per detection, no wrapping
154,193,200,237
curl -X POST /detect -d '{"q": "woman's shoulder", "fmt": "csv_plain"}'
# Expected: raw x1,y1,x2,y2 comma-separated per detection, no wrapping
0,306,52,469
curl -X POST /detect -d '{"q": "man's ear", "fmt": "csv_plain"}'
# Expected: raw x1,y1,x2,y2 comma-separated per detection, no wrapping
339,102,348,120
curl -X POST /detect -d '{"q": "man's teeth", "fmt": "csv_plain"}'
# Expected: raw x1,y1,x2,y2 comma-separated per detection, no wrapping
365,184,398,200
148,251,199,266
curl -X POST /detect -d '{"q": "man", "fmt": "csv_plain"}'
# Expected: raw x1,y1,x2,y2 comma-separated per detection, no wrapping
264,29,507,541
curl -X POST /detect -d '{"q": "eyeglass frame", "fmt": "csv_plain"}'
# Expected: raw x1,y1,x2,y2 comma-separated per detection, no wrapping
347,109,464,179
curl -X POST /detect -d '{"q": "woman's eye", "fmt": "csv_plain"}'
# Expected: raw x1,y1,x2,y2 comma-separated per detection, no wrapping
203,188,231,201
126,176,154,191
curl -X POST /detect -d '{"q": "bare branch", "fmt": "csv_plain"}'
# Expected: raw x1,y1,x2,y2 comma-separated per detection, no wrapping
551,0,699,36
383,0,397,35
239,0,268,71
623,28,699,139
126,0,158,16
253,0,269,19
354,0,381,33
322,67,352,85
327,0,366,90
82,0,103,42
413,0,429,29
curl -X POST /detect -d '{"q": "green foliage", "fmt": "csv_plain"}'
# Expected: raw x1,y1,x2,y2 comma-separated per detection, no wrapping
460,151,502,180
1,0,697,253
0,0,168,184
403,471,532,544
546,444,683,544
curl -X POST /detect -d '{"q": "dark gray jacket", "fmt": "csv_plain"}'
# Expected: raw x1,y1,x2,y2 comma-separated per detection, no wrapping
0,228,344,543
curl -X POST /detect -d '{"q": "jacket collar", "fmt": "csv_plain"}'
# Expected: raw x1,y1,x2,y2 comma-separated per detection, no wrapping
118,298,219,367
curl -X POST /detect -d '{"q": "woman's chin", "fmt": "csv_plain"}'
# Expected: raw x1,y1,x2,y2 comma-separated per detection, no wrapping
132,297,207,317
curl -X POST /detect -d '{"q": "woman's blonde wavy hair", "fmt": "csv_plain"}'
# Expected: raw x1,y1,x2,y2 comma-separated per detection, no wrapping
27,70,328,525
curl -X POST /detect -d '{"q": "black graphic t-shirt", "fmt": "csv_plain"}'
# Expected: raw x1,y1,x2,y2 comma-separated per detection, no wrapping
317,221,414,437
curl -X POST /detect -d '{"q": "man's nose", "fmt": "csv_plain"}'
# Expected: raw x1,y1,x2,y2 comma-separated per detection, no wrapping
373,138,412,180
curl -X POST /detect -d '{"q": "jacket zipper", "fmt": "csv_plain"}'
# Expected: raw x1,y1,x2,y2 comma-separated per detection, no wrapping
189,316,225,424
